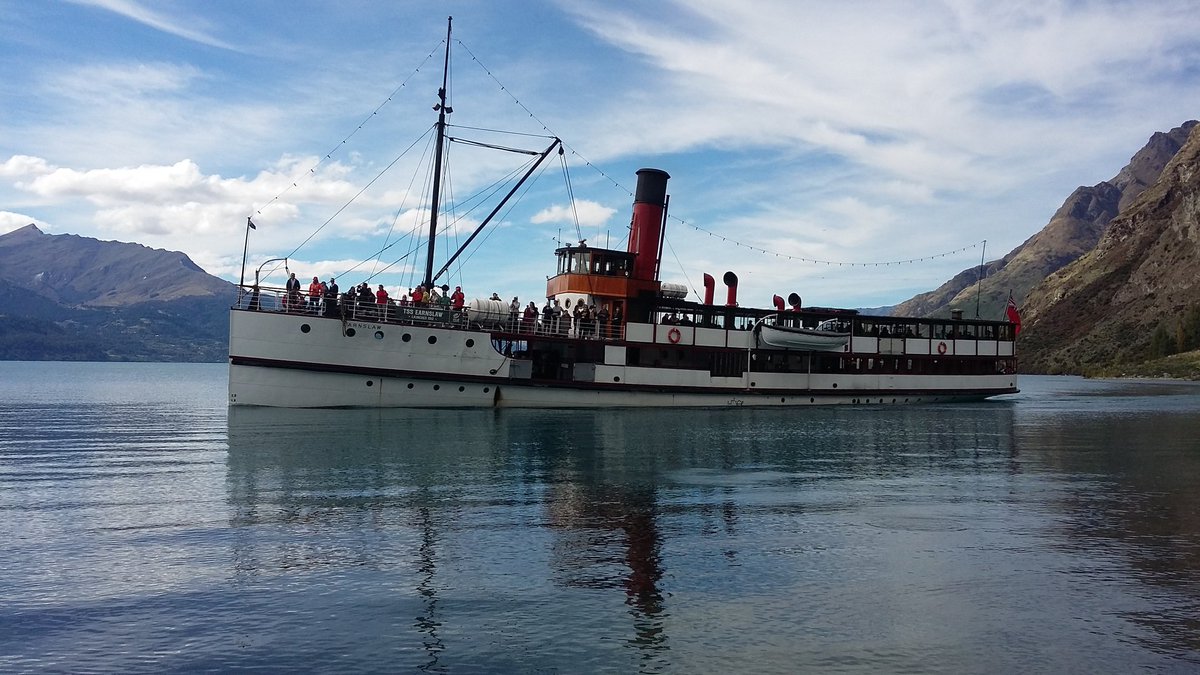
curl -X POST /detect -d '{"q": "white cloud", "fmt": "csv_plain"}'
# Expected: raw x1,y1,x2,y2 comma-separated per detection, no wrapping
4,1,1200,308
66,0,243,52
531,200,617,227
0,211,50,234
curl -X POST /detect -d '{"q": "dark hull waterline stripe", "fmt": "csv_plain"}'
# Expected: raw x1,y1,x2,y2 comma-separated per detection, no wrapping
230,356,1017,398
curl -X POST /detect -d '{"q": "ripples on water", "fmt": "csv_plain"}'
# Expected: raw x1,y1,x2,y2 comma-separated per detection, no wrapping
1,363,1199,673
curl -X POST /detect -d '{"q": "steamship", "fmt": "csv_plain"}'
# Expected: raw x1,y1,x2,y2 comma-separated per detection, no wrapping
227,20,1018,408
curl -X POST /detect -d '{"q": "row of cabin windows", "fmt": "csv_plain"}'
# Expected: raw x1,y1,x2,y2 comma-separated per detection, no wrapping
625,347,1014,376
651,311,1016,340
852,321,1013,341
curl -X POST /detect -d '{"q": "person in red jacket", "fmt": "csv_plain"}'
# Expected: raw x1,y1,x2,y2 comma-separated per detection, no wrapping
376,284,390,321
307,276,323,313
451,285,465,309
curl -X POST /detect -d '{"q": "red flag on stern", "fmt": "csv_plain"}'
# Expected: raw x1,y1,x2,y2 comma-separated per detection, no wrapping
1006,294,1022,336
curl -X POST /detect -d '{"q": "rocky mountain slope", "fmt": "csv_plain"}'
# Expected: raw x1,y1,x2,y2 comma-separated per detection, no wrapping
891,121,1198,321
0,225,235,361
1019,123,1200,372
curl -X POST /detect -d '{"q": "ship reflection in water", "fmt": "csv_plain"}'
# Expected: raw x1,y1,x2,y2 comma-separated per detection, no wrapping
221,380,1200,672
226,406,700,671
225,403,1025,671
7,366,1200,671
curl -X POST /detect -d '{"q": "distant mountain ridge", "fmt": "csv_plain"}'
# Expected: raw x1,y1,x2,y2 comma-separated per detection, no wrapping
891,121,1198,322
1019,122,1200,372
0,225,234,361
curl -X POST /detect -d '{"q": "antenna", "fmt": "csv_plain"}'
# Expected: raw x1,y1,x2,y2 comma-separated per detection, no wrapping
975,239,986,318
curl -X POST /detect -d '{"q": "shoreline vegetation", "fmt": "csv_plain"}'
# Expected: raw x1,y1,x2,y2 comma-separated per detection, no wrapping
1081,350,1200,381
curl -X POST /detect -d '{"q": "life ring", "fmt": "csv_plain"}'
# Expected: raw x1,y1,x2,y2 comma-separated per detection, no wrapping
667,327,682,344
937,341,947,355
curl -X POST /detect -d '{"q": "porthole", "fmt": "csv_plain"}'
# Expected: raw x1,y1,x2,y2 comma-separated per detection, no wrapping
465,338,475,348
780,398,786,403
810,397,815,403
345,327,356,337
366,380,374,387
832,383,838,388
458,386,465,392
375,331,384,340
300,324,311,333
406,383,414,389
402,333,412,342
483,387,490,393
428,335,437,344
613,376,621,382
750,381,756,387
433,384,440,391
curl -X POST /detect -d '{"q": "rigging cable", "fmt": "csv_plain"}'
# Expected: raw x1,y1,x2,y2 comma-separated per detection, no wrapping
282,125,436,264
456,37,987,269
558,147,584,244
249,41,442,222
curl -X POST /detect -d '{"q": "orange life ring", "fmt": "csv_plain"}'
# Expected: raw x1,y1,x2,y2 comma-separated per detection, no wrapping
667,327,682,344
937,341,947,355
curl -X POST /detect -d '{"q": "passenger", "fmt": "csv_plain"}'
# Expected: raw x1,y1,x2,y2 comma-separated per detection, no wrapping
248,284,261,311
522,301,538,334
412,285,425,304
490,292,501,301
510,297,520,332
285,272,301,312
572,300,583,338
376,284,390,321
552,298,563,335
612,304,624,339
586,304,597,338
451,286,465,310
542,300,553,334
597,304,610,339
563,299,573,336
325,277,339,316
308,276,323,313
438,285,452,307
356,282,373,318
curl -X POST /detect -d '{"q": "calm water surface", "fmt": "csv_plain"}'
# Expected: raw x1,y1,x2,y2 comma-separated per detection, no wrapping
1,363,1199,673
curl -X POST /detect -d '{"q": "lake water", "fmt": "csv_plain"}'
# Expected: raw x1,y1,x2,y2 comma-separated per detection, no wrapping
1,363,1199,673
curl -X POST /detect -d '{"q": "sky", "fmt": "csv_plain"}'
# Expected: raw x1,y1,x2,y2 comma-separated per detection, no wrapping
3,0,1200,311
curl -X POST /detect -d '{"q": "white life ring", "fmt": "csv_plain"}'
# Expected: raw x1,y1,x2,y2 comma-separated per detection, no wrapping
937,341,947,355
667,327,682,344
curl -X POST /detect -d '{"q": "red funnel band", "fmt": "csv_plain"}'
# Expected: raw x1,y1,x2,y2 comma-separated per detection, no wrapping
627,169,671,281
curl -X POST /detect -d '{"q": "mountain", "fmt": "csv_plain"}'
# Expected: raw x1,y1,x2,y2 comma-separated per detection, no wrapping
0,225,235,361
1018,123,1200,373
891,121,1198,322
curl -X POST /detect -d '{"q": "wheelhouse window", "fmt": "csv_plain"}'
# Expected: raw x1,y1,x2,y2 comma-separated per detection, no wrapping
555,247,634,277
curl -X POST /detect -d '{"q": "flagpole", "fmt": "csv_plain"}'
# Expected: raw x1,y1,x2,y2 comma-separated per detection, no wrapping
239,216,255,289
975,239,986,318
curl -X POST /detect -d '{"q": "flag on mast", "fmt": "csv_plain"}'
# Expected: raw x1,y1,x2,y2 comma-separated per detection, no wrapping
1006,293,1022,336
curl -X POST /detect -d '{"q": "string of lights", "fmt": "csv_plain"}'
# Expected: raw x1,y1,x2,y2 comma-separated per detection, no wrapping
672,217,985,266
250,42,442,221
459,39,987,269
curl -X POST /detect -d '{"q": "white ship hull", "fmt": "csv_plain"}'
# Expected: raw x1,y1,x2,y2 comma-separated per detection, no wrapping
228,309,1017,408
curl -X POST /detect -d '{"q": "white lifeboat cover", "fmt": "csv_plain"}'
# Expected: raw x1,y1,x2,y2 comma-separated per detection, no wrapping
660,282,688,299
467,298,509,324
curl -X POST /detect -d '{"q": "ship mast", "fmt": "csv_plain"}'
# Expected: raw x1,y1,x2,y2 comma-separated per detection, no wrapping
423,16,453,290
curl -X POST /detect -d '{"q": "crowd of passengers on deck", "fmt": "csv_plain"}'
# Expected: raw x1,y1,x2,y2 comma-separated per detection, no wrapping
243,273,627,339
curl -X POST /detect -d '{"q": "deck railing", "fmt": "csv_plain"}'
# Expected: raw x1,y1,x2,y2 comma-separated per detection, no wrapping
233,285,625,340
